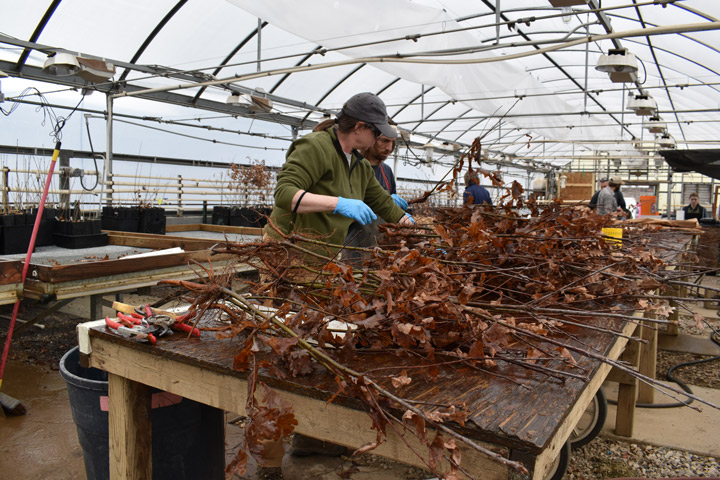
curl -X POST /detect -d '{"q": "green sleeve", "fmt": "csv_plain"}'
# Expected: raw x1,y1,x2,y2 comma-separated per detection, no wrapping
274,135,327,210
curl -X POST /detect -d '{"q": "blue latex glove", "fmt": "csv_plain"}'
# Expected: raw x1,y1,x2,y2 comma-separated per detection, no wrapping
403,213,415,224
391,193,408,211
334,197,377,225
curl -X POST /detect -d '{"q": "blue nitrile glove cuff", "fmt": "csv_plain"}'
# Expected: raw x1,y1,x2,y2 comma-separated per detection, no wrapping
404,213,415,224
391,194,408,211
334,197,377,225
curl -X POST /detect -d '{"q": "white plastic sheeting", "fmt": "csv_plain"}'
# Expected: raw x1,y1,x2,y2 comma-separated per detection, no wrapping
227,0,620,144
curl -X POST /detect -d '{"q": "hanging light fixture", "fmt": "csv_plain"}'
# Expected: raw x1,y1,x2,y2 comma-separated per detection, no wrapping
249,88,273,113
43,53,81,76
422,143,437,162
548,0,588,6
76,57,115,83
226,89,273,113
657,133,676,149
627,94,657,116
646,116,666,134
558,173,568,189
595,48,639,83
227,93,253,106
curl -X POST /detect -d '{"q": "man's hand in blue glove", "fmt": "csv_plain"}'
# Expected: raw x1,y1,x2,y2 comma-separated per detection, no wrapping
398,212,415,226
391,194,408,211
334,197,377,225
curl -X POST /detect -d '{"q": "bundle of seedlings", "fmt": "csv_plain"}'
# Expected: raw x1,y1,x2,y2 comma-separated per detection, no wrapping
161,173,720,479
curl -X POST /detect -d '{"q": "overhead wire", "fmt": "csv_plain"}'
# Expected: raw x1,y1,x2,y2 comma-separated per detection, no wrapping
110,117,287,151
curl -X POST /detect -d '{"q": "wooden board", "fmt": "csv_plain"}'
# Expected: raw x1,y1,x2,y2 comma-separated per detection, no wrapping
0,260,21,285
0,283,19,305
28,249,238,283
0,261,22,305
164,223,262,236
22,260,255,300
559,172,595,202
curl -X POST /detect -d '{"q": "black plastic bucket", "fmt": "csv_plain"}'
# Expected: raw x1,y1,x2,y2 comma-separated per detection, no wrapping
59,346,225,480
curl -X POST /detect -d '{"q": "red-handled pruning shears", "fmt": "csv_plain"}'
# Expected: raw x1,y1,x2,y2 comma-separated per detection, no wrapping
105,316,157,344
135,304,201,338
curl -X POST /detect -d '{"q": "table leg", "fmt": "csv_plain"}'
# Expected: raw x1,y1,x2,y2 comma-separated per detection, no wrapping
613,331,640,437
90,294,103,321
108,373,152,480
637,316,657,404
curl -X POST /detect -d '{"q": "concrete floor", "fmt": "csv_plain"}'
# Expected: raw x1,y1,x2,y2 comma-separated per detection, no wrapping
2,356,718,480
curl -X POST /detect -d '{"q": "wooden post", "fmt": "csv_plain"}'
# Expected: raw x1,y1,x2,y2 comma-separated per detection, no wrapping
609,327,640,437
637,315,658,404
667,284,685,336
108,374,152,480
90,294,103,321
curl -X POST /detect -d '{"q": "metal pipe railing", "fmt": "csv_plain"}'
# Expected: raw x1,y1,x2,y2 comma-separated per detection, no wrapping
1,168,458,215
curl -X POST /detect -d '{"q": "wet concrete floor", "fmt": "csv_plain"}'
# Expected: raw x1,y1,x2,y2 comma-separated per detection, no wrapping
0,359,86,479
0,358,427,480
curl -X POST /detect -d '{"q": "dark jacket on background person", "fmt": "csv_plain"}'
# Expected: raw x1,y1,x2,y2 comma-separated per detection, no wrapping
615,188,631,218
345,161,398,265
372,162,396,194
463,183,492,205
683,204,707,220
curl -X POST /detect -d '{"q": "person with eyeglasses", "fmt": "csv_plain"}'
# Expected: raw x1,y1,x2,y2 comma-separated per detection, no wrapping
264,92,414,258
259,92,413,479
342,119,409,265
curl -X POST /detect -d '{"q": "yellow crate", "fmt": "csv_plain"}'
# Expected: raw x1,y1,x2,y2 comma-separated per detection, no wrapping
602,227,623,247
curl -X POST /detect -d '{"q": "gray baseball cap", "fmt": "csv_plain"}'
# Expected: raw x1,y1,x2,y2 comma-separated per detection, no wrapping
338,92,397,139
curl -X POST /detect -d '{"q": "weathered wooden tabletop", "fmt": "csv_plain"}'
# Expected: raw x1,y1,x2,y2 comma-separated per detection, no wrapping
87,309,633,457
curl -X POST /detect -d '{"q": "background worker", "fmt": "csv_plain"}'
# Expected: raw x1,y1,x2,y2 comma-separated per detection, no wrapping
596,177,624,216
463,170,492,205
259,92,412,479
589,178,609,209
345,121,408,264
614,183,632,219
683,192,707,220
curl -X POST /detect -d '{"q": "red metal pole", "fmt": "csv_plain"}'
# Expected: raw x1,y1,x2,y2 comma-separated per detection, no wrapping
0,141,61,391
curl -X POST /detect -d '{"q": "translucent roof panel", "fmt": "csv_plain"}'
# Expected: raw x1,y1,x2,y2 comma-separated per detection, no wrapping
1,0,720,177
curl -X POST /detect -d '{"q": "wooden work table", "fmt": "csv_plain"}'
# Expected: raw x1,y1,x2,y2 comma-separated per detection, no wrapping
0,260,22,305
78,306,642,480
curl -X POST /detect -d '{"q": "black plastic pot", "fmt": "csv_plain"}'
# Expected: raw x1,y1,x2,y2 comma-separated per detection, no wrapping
255,206,272,228
139,207,166,234
54,219,101,236
211,206,231,225
229,207,256,227
52,233,108,249
0,224,34,254
34,208,59,247
101,207,140,232
59,347,224,480
0,214,17,226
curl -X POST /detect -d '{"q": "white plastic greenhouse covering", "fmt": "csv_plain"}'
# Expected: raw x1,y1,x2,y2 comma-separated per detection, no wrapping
1,0,719,188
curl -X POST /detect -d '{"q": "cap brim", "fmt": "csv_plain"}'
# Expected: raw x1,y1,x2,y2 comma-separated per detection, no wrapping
375,122,398,139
